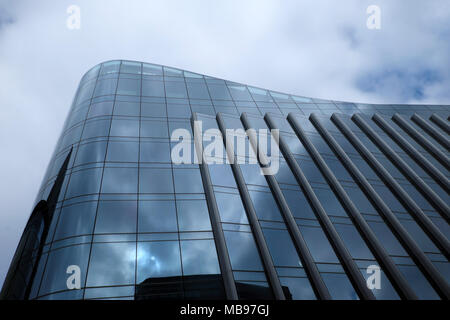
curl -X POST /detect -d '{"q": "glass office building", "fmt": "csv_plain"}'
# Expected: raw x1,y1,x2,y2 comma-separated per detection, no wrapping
1,60,449,300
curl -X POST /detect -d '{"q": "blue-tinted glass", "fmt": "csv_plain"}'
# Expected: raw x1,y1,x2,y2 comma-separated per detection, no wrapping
86,242,136,286
321,273,358,300
249,191,283,222
215,192,249,224
298,226,339,263
180,240,221,275
110,119,139,137
74,141,107,166
177,200,211,231
165,81,187,98
93,78,117,97
106,141,139,162
88,101,114,118
314,188,347,217
279,277,316,300
113,101,140,116
262,229,301,267
137,241,181,282
282,189,316,220
173,169,204,193
140,120,168,137
138,201,177,233
39,244,90,295
207,84,232,100
142,80,165,97
140,142,171,163
66,168,102,198
224,231,264,271
187,82,210,99
82,119,111,139
117,78,140,96
95,201,137,234
54,202,97,239
141,102,167,117
139,168,173,193
101,167,138,193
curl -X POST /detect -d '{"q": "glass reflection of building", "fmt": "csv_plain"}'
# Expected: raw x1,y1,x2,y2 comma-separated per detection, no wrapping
1,60,449,300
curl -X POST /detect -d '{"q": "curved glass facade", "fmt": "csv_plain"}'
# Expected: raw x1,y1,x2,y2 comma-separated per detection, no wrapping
1,60,449,300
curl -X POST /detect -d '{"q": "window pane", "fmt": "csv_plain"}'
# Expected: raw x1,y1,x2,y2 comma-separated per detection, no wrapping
101,167,138,193
142,80,165,97
215,192,249,224
39,244,90,295
113,101,140,116
140,142,171,163
173,169,204,193
75,141,107,166
95,201,137,234
117,78,140,96
177,200,211,231
66,168,102,198
137,241,182,282
139,168,173,193
165,81,187,98
180,240,220,275
54,202,97,239
110,119,139,137
138,201,177,233
106,141,139,162
140,120,168,138
224,231,264,271
87,242,136,286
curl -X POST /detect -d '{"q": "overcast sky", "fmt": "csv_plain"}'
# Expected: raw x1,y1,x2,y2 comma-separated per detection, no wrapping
0,0,449,288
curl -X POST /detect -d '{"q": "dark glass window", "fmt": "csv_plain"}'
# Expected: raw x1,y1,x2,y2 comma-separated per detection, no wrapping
176,200,211,231
224,231,264,271
106,141,139,162
137,241,182,283
140,142,171,163
282,189,316,220
110,119,139,137
140,120,168,138
66,168,102,198
117,78,140,96
180,240,221,275
113,101,140,116
94,201,137,234
88,101,114,118
173,169,204,193
314,188,347,217
249,191,283,222
101,167,138,194
86,242,136,287
39,244,90,295
165,81,188,98
262,229,301,267
142,80,165,97
74,141,107,166
141,102,167,117
82,119,111,139
215,192,249,224
138,201,177,233
54,202,97,239
139,168,174,193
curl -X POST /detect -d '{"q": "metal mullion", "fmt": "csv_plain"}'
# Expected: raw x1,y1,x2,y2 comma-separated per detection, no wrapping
307,113,417,300
372,114,450,219
216,112,286,300
286,113,376,300
392,113,450,170
190,112,238,300
411,113,450,151
333,114,450,299
240,113,333,299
